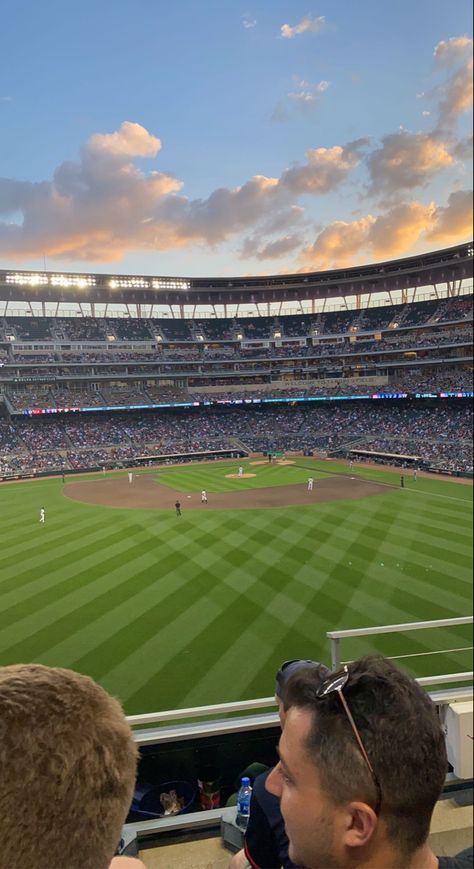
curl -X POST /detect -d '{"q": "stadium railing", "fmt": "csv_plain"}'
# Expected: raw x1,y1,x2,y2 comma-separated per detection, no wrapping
327,616,474,671
123,616,473,843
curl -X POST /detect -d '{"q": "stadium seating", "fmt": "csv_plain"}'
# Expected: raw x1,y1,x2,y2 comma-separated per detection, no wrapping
0,292,471,477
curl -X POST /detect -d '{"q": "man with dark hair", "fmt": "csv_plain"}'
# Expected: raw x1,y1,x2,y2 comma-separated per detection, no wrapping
0,663,141,869
230,659,330,869
266,655,464,869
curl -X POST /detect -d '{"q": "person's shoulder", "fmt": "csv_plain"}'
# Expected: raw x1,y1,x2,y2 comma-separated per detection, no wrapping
438,847,474,869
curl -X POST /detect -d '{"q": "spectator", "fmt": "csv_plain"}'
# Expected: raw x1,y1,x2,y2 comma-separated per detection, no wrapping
0,663,139,869
231,659,330,869
266,655,454,869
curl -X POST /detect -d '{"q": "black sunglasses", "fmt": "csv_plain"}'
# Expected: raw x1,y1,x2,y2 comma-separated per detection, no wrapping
317,665,382,814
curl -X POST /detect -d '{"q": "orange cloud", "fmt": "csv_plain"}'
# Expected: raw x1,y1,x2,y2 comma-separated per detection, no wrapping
434,36,473,64
281,140,368,194
427,189,473,242
367,131,453,196
433,36,473,128
0,118,470,268
88,121,162,158
0,124,367,262
299,196,470,269
368,202,435,255
300,216,376,268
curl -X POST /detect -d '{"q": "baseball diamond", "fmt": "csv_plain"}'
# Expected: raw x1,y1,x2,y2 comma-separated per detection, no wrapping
0,456,472,715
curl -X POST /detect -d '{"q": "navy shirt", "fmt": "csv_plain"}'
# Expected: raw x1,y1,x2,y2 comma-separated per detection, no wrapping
244,769,300,869
438,848,473,869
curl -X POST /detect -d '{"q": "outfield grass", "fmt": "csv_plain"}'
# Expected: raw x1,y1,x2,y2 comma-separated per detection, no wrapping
0,458,472,715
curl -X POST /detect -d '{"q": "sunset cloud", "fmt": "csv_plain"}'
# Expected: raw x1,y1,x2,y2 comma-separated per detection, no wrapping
241,233,302,260
301,215,376,268
300,194,470,269
433,36,473,128
88,121,162,158
433,35,472,65
281,139,368,195
0,124,368,262
280,15,326,39
452,135,473,161
0,116,469,268
367,131,453,197
426,189,473,242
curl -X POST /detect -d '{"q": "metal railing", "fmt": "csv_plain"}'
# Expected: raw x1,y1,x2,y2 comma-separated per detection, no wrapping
327,616,473,674
126,616,473,741
124,619,473,839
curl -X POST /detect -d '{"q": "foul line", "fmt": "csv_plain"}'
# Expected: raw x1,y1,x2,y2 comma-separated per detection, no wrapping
400,486,473,505
294,462,472,505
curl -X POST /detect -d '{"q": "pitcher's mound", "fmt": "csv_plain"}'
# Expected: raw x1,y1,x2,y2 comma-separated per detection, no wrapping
225,473,256,479
276,460,295,465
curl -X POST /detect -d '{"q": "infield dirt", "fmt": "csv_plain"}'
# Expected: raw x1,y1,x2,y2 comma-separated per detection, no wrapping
64,472,393,511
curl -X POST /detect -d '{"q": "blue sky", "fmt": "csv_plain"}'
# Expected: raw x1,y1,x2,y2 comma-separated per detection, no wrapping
0,0,472,277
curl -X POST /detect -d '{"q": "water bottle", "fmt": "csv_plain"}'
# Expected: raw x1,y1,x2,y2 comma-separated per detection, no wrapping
236,776,252,831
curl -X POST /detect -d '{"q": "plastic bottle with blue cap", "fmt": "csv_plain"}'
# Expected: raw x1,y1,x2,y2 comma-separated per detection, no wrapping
236,776,252,831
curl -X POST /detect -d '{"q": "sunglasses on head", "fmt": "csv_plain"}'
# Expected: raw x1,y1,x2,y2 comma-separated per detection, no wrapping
316,665,382,814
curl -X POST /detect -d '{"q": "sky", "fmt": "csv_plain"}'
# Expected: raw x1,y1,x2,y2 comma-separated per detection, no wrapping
0,0,472,279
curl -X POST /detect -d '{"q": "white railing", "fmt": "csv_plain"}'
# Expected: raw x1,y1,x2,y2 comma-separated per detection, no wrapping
127,696,276,728
327,616,473,672
123,616,473,746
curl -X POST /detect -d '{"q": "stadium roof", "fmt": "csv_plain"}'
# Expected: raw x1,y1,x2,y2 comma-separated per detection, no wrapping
0,242,472,306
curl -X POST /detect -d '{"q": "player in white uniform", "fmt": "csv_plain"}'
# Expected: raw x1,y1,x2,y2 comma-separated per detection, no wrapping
128,472,133,484
39,508,45,523
201,490,208,503
238,466,243,477
307,477,314,491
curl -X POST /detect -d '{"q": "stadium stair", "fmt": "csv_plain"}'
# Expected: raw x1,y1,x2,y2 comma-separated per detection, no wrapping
229,436,251,455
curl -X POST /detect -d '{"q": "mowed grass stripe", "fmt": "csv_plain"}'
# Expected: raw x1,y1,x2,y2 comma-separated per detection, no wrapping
0,545,207,665
89,584,264,707
21,568,198,671
0,516,172,612
123,590,292,711
0,467,471,711
0,517,153,592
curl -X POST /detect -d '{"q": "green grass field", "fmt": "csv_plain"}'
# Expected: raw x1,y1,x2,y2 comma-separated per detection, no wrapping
0,458,472,715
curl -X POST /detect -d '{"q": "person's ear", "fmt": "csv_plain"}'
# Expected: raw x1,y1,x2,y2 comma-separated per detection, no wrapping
343,801,378,849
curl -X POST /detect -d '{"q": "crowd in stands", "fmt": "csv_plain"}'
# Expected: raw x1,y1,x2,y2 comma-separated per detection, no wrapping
1,295,471,476
355,437,472,471
100,385,149,406
3,324,471,369
144,385,190,403
1,401,471,475
50,388,105,407
2,367,471,413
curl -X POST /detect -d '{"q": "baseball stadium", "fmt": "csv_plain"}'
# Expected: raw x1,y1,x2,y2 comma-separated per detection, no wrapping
0,247,473,857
